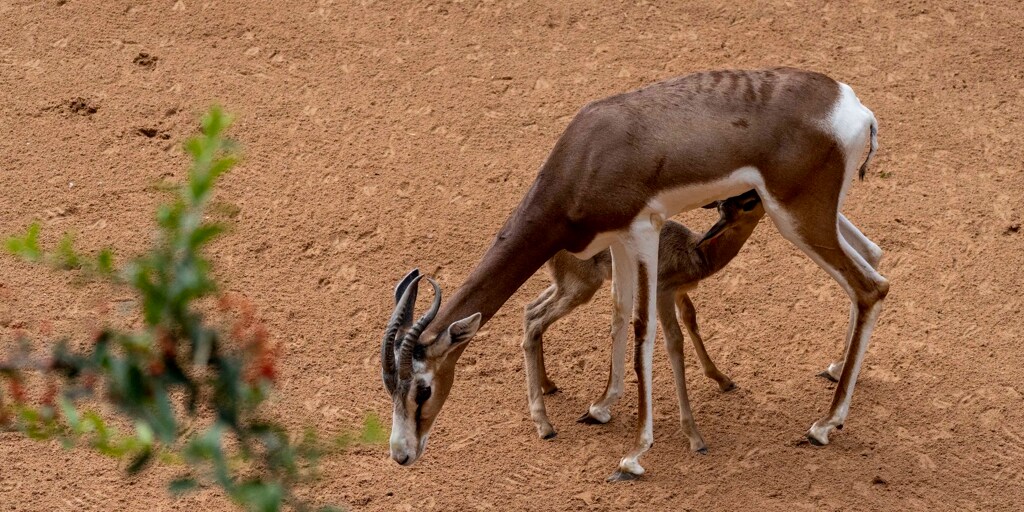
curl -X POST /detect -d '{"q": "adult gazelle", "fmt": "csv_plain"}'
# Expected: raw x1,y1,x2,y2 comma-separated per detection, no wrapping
380,68,886,480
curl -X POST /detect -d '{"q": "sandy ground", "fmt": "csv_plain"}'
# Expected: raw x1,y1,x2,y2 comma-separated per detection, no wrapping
1,0,1023,510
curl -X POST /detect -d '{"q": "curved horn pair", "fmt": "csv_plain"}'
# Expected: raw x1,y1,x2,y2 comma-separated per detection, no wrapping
398,278,441,380
381,269,442,392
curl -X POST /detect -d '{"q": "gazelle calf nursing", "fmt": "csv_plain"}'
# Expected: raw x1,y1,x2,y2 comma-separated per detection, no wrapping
522,191,765,453
381,67,886,481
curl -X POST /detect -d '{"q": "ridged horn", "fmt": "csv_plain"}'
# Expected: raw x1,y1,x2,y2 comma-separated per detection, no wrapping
382,269,421,394
398,277,441,380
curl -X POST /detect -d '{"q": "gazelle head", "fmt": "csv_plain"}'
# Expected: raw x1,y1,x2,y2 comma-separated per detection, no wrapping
380,269,482,466
699,190,764,246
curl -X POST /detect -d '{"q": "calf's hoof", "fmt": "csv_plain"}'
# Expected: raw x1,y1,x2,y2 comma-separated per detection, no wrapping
816,370,839,383
536,422,557,440
577,406,611,424
607,470,641,482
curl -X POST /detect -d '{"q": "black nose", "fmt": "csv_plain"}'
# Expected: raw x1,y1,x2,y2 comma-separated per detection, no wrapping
397,454,410,465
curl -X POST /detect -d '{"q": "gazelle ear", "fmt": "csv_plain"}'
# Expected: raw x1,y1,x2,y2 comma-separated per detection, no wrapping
432,312,482,356
448,312,482,346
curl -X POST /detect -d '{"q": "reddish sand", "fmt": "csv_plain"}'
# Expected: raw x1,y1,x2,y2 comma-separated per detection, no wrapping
1,1,1022,510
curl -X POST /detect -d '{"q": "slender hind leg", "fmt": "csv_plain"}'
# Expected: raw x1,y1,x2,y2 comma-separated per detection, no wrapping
676,293,735,392
760,181,888,446
608,219,660,481
821,214,884,381
659,292,708,453
523,282,599,439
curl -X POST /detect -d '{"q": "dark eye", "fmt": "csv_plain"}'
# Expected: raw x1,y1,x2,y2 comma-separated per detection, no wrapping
415,385,432,405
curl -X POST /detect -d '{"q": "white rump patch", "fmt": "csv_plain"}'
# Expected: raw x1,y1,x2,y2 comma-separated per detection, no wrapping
826,83,875,208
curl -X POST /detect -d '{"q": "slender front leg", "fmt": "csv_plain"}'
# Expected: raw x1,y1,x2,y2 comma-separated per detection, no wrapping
609,219,660,481
658,292,707,453
676,293,735,392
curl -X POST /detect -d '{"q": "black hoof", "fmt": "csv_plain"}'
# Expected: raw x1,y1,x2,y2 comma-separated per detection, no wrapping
836,424,844,430
542,386,560,395
696,447,708,455
817,370,839,383
806,433,826,446
607,471,641,482
721,382,737,392
541,430,558,440
577,412,605,424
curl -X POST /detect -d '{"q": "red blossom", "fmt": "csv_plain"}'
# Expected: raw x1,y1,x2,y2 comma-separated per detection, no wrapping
220,293,279,384
7,378,27,403
41,379,58,407
217,293,234,312
148,359,166,377
81,373,99,392
158,329,176,358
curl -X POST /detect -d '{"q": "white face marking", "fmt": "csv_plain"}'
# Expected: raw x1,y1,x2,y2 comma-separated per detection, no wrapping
412,360,427,374
390,401,418,462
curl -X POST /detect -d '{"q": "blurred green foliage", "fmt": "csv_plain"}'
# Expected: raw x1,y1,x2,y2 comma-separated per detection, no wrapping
0,107,379,512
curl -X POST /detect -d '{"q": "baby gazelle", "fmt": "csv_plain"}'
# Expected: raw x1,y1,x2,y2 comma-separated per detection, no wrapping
522,190,765,451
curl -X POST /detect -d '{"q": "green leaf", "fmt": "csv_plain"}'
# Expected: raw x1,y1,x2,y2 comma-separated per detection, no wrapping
190,224,224,249
127,447,153,474
59,397,80,430
96,248,115,274
135,420,155,447
184,138,204,159
208,155,238,180
5,223,42,261
233,481,283,512
56,233,81,269
201,106,232,139
359,412,386,444
169,478,198,496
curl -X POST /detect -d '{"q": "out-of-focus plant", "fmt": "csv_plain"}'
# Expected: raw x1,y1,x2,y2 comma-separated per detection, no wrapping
0,107,382,512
